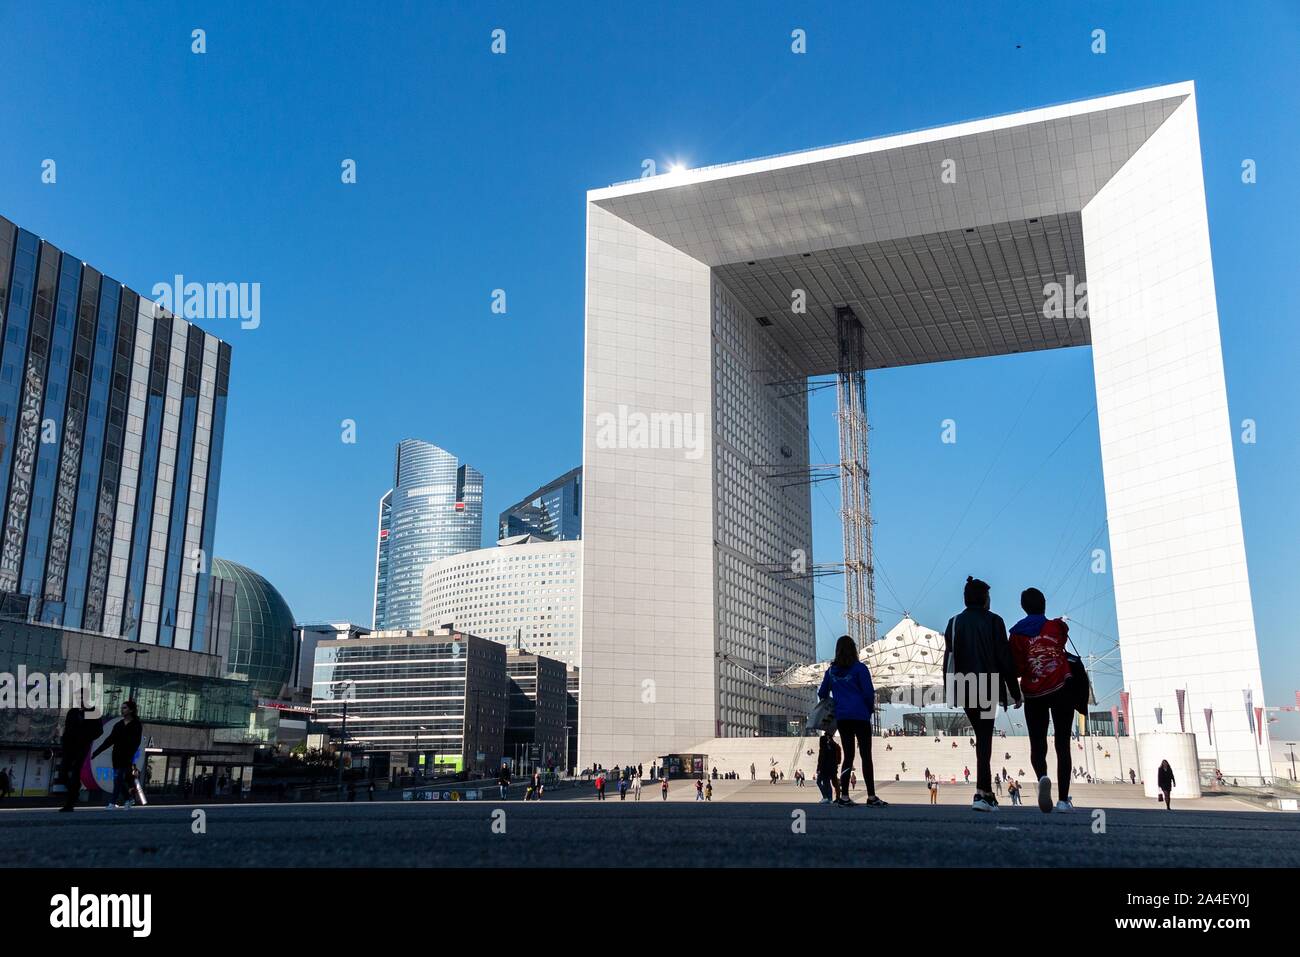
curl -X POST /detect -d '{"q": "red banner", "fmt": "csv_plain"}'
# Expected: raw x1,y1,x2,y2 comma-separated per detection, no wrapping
1110,705,1119,736
1119,690,1132,736
1255,707,1264,744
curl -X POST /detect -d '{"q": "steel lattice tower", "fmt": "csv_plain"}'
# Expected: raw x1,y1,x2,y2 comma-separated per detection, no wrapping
835,305,877,647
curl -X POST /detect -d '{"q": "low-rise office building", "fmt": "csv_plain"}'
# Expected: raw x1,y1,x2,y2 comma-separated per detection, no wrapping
311,628,507,777
292,621,370,693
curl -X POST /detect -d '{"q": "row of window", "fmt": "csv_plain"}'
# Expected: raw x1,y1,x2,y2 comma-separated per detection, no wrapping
0,221,229,647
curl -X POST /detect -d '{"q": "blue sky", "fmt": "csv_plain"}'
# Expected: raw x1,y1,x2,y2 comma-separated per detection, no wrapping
0,1,1296,731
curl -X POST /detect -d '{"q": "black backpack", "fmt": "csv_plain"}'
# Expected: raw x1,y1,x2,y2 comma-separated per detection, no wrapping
1064,647,1091,716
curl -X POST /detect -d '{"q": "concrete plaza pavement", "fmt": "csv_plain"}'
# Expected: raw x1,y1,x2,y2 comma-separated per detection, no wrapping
648,778,1269,810
0,779,1292,868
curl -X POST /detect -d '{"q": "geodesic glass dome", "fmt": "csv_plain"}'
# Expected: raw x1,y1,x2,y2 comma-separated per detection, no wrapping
211,558,297,698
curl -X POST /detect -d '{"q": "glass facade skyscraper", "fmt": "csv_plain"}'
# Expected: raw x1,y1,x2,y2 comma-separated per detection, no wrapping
498,466,581,542
372,490,391,630
0,215,230,649
372,439,482,631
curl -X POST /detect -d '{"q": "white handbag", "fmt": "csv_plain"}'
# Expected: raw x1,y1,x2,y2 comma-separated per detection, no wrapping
806,696,837,734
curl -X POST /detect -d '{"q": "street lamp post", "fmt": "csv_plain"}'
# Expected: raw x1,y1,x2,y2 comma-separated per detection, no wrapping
336,697,348,799
335,680,353,800
1113,716,1122,783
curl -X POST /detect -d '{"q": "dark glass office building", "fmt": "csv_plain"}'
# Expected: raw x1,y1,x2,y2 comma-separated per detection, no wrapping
504,648,568,773
0,215,230,649
566,666,579,776
498,466,581,542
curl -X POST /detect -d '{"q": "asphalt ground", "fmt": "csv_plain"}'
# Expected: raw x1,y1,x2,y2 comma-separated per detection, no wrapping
1,780,1293,867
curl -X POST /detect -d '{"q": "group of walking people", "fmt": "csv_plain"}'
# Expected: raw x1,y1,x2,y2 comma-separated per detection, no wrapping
59,699,142,811
813,577,1094,814
943,577,1081,812
592,766,646,801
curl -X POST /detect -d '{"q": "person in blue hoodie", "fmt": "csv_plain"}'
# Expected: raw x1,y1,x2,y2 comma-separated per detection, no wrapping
818,635,888,807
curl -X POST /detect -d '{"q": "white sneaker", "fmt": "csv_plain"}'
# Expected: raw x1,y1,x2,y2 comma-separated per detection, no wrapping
1055,799,1074,813
1036,775,1053,813
972,794,994,812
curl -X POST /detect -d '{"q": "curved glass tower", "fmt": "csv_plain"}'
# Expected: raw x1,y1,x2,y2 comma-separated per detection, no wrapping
373,439,482,631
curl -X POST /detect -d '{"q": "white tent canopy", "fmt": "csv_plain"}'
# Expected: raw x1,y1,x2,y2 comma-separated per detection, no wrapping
776,616,946,694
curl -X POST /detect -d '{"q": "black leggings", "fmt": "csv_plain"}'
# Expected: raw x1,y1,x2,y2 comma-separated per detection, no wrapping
837,719,875,797
1025,684,1075,801
963,709,996,793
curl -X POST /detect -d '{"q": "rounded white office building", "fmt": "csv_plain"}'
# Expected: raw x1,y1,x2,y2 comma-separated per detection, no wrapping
421,535,581,665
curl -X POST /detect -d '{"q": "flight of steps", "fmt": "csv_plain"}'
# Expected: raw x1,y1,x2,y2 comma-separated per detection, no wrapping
646,734,1139,785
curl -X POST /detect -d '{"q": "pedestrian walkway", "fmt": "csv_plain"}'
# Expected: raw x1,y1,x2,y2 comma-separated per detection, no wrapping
640,779,1267,812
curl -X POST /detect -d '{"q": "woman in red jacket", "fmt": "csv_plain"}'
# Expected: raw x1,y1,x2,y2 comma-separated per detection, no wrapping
1009,588,1075,813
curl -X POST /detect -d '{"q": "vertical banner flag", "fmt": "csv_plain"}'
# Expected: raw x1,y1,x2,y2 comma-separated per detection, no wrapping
1255,708,1265,744
1154,706,1163,726
1204,708,1214,745
1176,689,1186,731
1244,689,1255,733
1119,690,1132,736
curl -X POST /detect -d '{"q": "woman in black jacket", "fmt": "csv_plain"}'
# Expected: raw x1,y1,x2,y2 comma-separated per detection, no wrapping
944,577,1022,811
1157,760,1176,810
92,700,143,808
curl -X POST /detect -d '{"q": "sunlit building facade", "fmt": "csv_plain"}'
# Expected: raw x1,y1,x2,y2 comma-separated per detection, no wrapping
421,536,581,666
578,83,1271,779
